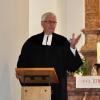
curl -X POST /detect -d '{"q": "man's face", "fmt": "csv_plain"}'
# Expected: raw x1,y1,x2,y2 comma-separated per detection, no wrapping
41,15,57,34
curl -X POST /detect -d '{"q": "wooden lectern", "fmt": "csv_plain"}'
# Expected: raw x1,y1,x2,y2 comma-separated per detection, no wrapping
16,68,58,100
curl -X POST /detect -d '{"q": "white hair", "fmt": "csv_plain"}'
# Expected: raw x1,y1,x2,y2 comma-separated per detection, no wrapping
41,12,56,21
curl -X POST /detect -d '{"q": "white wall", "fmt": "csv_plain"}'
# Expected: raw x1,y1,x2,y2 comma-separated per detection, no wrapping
0,0,29,100
66,0,85,50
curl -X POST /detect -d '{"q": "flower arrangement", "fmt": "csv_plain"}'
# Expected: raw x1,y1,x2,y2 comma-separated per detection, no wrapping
74,59,90,76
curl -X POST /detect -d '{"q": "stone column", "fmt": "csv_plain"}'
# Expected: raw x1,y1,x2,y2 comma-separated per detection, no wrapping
81,0,100,72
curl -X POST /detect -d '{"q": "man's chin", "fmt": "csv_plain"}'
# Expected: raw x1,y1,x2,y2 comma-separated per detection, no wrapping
50,30,55,33
47,31,54,34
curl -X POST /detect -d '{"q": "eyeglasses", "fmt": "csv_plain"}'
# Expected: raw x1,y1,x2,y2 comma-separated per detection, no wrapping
43,21,57,24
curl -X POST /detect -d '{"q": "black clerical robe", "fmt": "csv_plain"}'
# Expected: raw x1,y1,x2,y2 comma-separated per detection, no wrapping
17,32,83,100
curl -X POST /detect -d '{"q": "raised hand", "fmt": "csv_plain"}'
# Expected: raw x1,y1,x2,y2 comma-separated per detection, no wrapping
70,33,81,49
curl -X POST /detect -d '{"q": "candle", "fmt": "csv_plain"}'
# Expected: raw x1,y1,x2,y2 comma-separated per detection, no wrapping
97,42,100,64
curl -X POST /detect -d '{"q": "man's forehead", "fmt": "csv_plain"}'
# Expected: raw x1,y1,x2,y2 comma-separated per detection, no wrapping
46,15,56,20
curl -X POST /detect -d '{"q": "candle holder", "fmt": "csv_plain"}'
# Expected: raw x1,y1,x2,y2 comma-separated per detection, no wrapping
95,63,100,68
95,64,100,75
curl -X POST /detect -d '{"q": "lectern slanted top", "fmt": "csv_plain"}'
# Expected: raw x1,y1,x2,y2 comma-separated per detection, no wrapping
16,68,59,86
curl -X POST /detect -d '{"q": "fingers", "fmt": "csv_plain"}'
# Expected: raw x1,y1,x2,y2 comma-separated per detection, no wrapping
70,33,75,41
76,34,81,41
70,33,81,46
71,33,81,40
72,33,75,39
70,33,81,42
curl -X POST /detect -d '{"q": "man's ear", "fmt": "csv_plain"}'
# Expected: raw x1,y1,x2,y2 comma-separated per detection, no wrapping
41,21,43,26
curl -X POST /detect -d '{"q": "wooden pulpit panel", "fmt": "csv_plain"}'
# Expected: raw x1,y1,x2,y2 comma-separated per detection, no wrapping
21,86,51,100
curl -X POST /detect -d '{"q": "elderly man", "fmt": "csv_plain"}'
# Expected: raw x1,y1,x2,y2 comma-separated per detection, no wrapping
17,12,83,100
